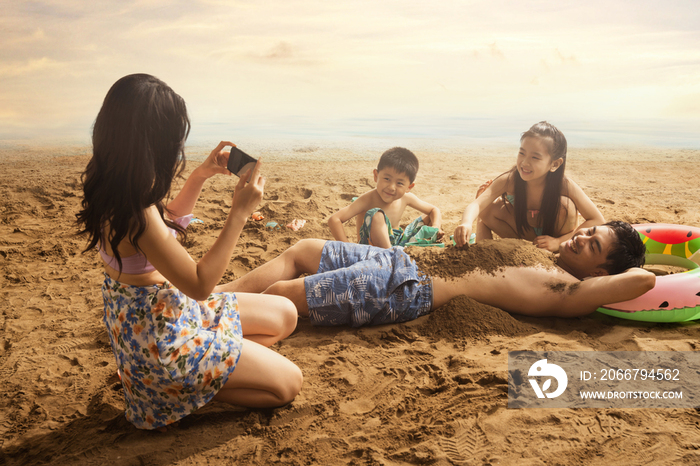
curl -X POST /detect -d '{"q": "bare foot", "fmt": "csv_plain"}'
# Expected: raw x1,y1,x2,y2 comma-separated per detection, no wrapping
156,421,180,433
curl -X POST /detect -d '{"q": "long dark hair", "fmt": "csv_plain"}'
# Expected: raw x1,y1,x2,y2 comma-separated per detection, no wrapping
76,73,190,272
507,121,568,237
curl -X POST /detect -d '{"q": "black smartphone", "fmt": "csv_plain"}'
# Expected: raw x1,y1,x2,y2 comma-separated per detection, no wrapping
227,147,257,177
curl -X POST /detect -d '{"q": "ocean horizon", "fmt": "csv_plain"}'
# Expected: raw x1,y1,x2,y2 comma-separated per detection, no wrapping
2,116,698,158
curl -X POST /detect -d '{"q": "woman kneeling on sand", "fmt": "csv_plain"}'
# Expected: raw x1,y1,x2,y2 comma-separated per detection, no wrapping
76,74,302,431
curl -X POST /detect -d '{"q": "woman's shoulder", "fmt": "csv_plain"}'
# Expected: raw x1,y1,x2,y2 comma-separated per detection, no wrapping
143,204,165,224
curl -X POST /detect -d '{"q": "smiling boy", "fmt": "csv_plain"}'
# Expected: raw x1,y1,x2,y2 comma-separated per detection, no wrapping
327,147,442,248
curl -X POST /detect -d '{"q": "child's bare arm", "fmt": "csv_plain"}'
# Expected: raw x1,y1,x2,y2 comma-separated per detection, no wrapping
454,175,509,246
406,193,442,229
566,179,605,231
327,192,375,242
535,179,606,251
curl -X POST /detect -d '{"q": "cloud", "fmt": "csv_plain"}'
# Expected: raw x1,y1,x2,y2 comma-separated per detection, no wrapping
555,48,578,65
0,57,63,77
0,27,46,47
489,42,506,60
264,42,294,60
242,41,322,66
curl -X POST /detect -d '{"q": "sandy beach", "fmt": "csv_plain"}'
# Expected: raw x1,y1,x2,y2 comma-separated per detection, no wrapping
1,144,699,465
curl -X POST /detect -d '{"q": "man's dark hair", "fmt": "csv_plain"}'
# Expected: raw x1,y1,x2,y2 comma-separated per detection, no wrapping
599,221,646,275
377,147,419,183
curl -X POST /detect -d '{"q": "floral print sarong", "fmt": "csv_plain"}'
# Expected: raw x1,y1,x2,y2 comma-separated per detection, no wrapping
102,274,243,430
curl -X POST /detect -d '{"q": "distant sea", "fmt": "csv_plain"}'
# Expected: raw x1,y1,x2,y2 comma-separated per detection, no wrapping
184,115,700,160
1,116,698,160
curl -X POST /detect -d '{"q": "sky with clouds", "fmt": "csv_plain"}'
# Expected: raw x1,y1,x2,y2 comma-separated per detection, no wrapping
1,0,699,147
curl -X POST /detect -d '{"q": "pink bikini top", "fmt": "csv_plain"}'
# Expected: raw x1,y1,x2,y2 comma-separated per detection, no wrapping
99,214,193,274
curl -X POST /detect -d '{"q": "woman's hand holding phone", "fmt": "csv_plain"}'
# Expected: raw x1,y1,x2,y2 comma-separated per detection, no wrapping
195,141,262,219
227,146,257,177
231,159,265,219
197,141,235,179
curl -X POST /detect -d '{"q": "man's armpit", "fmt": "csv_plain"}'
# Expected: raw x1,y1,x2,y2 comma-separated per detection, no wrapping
545,280,581,295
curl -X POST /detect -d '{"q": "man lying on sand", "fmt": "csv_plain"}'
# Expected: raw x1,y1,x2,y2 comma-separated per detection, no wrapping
224,221,654,326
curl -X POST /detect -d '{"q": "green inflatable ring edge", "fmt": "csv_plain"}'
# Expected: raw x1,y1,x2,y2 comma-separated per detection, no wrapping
596,306,700,323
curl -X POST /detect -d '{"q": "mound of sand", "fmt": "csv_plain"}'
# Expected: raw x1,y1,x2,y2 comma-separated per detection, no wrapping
406,238,556,279
406,241,548,341
419,294,538,341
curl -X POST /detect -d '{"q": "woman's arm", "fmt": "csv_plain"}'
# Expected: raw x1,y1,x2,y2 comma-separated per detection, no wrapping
141,157,265,301
167,141,234,218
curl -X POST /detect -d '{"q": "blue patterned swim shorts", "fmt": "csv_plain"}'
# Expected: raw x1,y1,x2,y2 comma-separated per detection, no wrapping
304,241,433,327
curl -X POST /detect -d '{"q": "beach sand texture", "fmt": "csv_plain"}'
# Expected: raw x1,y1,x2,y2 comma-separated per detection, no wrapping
1,146,699,465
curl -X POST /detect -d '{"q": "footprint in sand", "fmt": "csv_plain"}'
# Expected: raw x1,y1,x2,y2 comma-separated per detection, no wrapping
438,419,489,465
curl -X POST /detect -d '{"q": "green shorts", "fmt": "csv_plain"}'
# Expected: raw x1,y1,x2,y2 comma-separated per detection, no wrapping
358,208,426,246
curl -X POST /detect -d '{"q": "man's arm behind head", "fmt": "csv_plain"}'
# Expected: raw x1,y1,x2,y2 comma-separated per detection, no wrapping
551,267,656,317
458,265,656,318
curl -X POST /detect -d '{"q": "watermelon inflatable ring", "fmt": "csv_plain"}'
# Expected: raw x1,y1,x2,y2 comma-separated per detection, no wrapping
597,223,700,322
